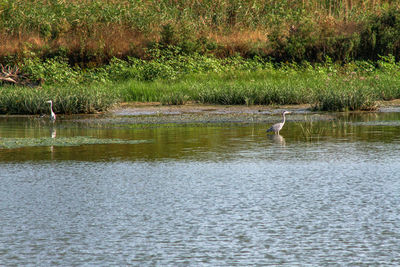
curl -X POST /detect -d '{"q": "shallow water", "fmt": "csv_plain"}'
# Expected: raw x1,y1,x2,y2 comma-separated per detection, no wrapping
1,112,400,266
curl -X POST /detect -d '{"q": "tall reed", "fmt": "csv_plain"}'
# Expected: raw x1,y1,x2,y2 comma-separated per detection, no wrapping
1,1,399,64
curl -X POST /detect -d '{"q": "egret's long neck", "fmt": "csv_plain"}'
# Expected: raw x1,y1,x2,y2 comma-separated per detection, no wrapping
49,102,53,112
282,113,286,124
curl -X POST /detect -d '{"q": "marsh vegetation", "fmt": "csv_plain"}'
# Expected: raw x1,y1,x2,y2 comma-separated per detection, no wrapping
1,52,400,114
1,1,400,113
1,0,400,63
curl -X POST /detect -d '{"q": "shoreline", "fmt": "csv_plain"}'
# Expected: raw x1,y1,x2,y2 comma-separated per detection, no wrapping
1,100,399,124
65,100,400,126
109,102,313,116
2,99,400,116
109,100,400,116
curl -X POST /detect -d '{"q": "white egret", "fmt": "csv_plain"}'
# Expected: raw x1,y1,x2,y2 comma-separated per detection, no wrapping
46,100,56,122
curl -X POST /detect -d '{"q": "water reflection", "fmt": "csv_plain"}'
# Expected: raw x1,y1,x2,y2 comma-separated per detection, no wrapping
268,134,285,146
0,112,400,266
50,127,56,138
0,112,400,161
49,127,56,159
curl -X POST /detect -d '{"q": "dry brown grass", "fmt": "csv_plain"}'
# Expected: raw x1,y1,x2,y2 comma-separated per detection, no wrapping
0,25,154,63
207,29,271,56
209,29,269,46
0,0,399,64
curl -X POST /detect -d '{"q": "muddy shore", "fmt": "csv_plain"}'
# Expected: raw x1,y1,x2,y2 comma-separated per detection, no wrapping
111,99,400,115
100,103,317,125
71,100,397,126
2,100,400,126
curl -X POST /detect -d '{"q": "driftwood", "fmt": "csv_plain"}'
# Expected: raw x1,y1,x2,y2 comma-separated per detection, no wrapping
0,64,35,86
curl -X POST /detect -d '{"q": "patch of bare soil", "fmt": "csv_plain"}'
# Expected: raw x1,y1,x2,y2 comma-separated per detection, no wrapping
109,102,313,116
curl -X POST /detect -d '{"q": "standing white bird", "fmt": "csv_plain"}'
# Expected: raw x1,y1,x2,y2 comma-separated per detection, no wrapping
46,100,56,122
266,111,291,134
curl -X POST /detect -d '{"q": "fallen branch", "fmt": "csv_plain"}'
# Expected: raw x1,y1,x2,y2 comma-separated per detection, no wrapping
0,64,35,86
0,76,17,83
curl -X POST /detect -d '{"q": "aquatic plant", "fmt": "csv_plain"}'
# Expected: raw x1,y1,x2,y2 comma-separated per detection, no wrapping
0,136,149,149
299,116,327,142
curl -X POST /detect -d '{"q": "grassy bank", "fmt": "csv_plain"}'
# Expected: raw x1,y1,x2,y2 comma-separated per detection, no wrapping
119,67,400,111
2,2,400,114
0,85,118,114
1,1,400,64
1,53,400,114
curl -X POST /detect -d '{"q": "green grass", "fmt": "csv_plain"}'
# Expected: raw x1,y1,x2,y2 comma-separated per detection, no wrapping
118,68,400,111
2,55,400,114
0,84,119,114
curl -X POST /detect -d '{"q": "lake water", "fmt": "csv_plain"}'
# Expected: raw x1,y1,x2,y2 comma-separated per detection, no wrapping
1,111,400,266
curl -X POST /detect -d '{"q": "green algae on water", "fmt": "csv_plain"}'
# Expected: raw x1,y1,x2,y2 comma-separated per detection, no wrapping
0,136,149,149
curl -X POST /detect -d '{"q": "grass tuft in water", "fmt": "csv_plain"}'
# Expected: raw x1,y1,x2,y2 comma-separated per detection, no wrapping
299,116,327,141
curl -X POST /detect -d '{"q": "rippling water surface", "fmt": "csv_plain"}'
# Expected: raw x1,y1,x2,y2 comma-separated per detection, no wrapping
1,112,400,266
